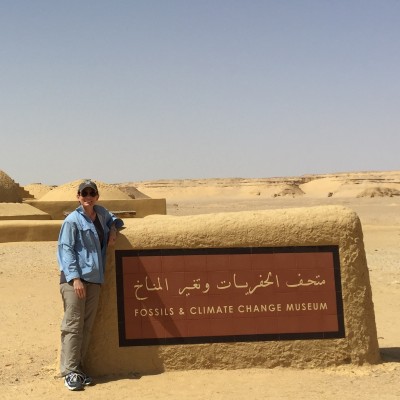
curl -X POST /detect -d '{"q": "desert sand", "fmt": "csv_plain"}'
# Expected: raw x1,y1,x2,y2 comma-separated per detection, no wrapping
0,171,399,399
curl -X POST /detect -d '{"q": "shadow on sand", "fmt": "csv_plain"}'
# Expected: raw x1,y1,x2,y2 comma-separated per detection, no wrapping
380,347,400,363
88,371,153,386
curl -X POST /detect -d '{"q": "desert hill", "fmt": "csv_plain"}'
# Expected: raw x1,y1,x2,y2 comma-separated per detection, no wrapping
8,170,398,203
116,170,400,201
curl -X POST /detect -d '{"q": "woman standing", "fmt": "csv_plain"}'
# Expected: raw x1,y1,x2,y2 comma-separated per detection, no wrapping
57,180,124,391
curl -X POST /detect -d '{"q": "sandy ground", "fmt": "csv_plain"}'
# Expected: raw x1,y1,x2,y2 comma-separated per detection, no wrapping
1,176,400,399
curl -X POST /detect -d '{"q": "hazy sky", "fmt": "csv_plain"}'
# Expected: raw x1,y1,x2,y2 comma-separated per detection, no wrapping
1,1,399,185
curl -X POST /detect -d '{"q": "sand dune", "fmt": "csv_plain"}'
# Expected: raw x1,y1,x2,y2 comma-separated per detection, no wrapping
118,170,400,202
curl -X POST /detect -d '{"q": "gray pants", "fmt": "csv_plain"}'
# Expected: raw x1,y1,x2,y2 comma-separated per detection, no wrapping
60,282,101,376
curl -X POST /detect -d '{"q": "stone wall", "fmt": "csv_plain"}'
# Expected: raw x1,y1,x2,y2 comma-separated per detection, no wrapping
24,199,166,219
0,220,61,242
0,203,51,221
85,205,380,376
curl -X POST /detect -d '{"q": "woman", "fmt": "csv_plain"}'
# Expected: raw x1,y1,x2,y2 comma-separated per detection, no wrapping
57,179,124,391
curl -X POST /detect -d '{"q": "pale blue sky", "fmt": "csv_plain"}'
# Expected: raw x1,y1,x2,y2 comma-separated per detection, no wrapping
1,1,399,185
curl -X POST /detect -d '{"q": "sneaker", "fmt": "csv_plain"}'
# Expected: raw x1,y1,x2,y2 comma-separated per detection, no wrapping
64,372,84,391
80,373,93,386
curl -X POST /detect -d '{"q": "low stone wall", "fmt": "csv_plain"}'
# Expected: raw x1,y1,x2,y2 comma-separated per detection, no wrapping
85,205,380,376
24,198,167,220
0,220,61,242
0,203,51,220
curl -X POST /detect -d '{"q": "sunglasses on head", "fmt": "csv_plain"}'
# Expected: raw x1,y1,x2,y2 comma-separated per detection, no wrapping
80,190,97,197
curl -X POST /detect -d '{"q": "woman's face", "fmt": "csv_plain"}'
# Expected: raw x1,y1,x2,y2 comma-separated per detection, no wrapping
77,188,99,207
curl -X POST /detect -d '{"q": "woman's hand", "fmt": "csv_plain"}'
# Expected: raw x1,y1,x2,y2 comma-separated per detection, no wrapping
73,278,86,299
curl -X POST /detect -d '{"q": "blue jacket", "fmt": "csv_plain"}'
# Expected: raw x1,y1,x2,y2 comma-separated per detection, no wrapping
57,205,124,284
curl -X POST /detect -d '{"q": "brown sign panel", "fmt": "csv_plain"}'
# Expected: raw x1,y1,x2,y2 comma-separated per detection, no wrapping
115,246,345,346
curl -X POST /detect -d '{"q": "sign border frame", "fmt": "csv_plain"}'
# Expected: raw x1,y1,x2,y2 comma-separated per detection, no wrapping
115,245,345,346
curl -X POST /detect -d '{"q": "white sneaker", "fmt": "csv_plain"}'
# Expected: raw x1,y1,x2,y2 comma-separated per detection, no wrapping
64,372,84,391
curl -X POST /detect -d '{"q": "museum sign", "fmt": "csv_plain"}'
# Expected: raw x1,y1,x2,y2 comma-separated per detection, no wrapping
115,246,345,346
